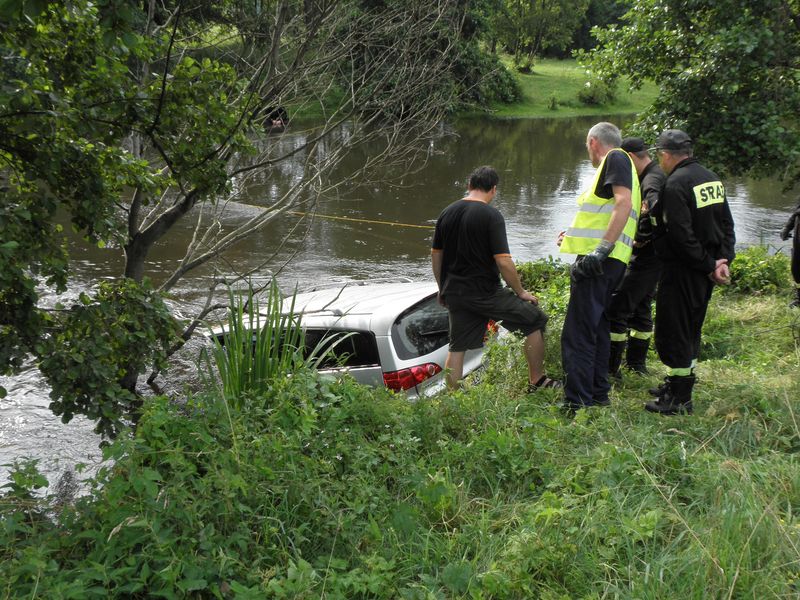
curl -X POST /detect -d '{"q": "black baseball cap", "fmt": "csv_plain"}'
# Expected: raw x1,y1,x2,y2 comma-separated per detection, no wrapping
653,129,692,152
620,137,647,153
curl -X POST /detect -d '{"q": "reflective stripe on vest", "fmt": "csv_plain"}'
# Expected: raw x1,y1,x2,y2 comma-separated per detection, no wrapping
560,149,641,264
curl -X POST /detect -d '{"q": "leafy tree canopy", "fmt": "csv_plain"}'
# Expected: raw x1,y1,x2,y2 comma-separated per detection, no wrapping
0,0,477,437
490,0,590,70
581,0,800,181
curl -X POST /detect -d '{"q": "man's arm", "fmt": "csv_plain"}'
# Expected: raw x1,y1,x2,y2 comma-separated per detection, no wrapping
604,184,633,245
431,249,443,289
720,199,736,263
634,171,665,245
781,208,799,240
495,255,537,304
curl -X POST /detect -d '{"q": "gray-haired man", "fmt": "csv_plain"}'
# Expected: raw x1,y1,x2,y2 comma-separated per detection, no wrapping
559,122,641,412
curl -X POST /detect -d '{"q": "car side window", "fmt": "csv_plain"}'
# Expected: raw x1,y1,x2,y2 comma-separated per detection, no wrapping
391,295,449,360
302,329,380,368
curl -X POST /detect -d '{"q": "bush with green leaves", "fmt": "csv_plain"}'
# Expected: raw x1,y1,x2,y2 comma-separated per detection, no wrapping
576,77,617,105
453,40,521,106
517,256,570,317
39,279,180,438
725,244,791,295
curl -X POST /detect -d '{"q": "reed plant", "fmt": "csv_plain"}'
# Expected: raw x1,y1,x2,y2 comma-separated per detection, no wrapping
200,282,304,407
201,281,355,409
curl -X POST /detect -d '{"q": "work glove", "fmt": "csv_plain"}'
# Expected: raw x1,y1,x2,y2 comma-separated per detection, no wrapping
571,239,615,282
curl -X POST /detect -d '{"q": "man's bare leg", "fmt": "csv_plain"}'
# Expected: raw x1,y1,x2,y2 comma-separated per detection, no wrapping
524,329,545,384
445,351,465,389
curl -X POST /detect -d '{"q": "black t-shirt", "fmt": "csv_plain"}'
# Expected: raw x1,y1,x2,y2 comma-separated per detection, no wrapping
594,149,633,198
432,199,510,297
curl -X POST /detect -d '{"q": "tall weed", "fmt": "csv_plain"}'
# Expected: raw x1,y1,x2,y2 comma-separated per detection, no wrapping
200,281,349,409
201,282,305,405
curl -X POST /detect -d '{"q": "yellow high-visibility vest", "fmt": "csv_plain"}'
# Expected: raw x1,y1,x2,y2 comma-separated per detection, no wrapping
560,149,641,264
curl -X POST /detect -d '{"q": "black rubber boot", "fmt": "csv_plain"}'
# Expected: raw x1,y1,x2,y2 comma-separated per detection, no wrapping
648,377,669,397
650,372,699,397
608,340,625,379
645,375,695,415
626,336,650,374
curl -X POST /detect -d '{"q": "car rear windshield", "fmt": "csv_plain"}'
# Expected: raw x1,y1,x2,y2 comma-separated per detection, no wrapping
391,295,449,360
301,329,380,368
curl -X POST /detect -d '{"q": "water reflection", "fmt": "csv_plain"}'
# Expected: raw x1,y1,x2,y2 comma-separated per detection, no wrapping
2,115,796,488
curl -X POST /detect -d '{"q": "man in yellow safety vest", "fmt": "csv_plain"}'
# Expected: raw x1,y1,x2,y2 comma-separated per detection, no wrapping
559,122,641,413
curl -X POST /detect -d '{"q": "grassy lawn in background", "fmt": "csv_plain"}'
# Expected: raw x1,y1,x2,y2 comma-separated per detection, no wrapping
482,57,660,119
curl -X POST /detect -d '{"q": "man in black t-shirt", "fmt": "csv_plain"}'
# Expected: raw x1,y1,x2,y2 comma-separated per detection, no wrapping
432,166,557,391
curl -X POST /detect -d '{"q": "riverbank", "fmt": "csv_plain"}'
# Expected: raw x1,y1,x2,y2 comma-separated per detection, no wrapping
2,248,798,597
481,57,660,119
294,58,660,122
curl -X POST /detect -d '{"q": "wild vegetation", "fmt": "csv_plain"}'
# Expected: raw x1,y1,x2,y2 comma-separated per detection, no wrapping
2,1,798,594
2,248,797,598
0,0,500,436
582,0,800,182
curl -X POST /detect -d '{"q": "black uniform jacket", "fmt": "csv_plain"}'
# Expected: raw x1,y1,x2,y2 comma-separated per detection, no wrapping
632,161,666,258
652,157,736,274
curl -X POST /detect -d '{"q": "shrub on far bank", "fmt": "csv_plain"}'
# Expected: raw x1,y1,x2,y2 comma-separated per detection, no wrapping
577,77,617,105
455,42,521,106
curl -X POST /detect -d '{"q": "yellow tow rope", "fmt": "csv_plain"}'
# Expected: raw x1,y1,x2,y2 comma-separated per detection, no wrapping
288,211,434,230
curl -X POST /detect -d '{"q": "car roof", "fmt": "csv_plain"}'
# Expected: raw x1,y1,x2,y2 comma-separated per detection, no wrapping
279,281,439,333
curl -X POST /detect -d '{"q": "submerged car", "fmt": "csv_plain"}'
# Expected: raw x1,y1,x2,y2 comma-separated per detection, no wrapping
211,281,493,397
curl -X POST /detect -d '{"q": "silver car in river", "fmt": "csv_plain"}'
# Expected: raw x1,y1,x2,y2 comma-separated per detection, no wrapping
213,281,491,397
281,281,493,396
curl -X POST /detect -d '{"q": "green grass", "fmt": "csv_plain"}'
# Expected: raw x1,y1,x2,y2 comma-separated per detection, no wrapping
481,57,660,119
2,250,798,598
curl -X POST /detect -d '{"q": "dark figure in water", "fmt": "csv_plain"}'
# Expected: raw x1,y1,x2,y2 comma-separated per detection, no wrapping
253,104,289,131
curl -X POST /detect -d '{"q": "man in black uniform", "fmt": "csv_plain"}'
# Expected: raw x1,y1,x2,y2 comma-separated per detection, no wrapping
647,130,735,415
780,199,800,308
607,137,666,377
431,166,558,391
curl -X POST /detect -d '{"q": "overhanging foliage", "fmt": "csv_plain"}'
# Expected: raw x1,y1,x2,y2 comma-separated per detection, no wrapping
581,0,800,181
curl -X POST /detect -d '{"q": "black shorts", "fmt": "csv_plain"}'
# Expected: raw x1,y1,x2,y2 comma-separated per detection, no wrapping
444,287,548,352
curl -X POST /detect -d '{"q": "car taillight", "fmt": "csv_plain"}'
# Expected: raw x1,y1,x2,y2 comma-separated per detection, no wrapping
383,363,442,391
